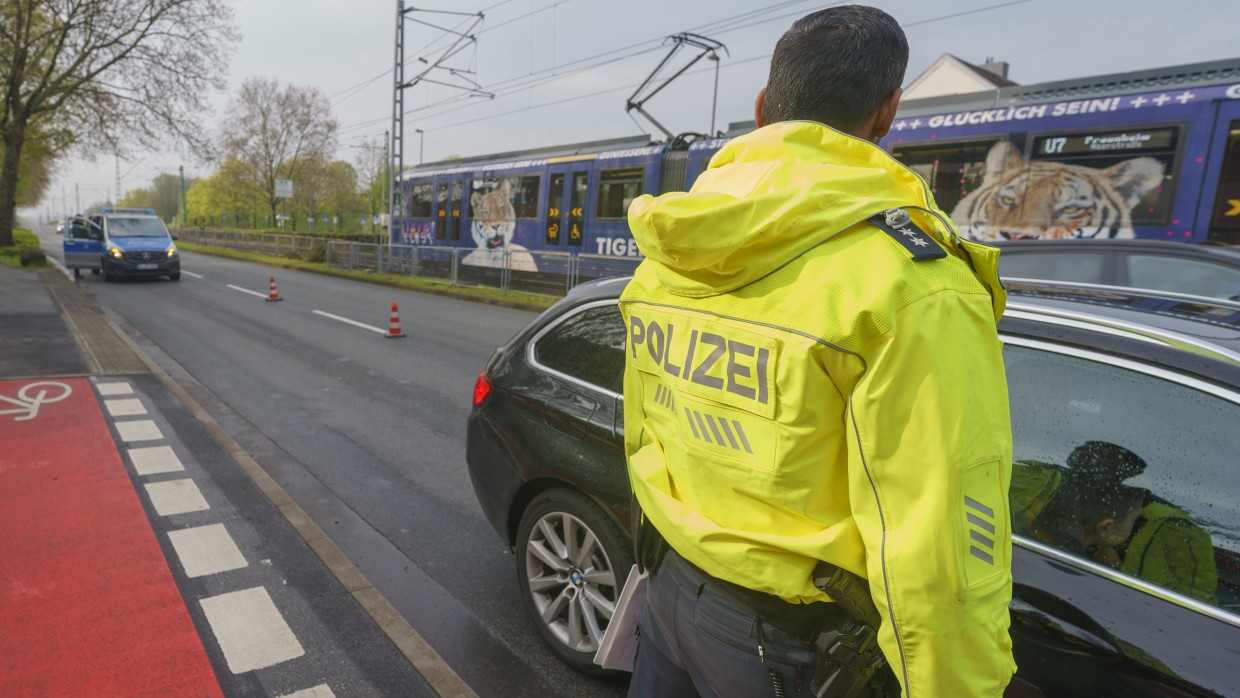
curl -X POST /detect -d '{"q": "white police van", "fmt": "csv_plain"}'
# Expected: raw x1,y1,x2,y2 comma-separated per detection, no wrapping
62,207,180,282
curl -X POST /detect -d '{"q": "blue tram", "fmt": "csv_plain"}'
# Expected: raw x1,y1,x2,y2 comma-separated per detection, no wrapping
881,57,1240,245
393,132,734,275
395,56,1240,272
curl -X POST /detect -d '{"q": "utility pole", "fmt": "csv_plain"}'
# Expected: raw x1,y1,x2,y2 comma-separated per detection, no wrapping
384,130,390,236
74,183,79,213
391,1,490,244
114,156,121,205
179,165,187,229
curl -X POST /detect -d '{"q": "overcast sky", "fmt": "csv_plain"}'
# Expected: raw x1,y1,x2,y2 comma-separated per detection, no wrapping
29,0,1239,219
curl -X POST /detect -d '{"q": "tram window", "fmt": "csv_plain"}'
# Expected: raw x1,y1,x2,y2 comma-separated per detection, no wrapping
468,175,541,220
1208,122,1240,245
596,167,644,220
569,171,587,247
1029,127,1179,226
409,183,433,218
891,140,996,215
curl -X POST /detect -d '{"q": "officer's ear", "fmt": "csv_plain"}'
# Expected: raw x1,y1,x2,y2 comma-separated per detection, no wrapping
1095,517,1128,545
754,87,767,128
865,87,903,142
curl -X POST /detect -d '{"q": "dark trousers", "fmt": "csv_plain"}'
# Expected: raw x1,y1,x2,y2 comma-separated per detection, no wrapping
628,548,844,698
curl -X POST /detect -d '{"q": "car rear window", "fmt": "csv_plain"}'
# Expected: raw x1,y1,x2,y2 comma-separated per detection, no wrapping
1126,255,1240,300
533,304,626,393
999,251,1108,284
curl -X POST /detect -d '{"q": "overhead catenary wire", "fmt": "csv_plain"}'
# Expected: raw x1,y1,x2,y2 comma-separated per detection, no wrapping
338,0,1039,153
389,0,1039,136
335,0,814,128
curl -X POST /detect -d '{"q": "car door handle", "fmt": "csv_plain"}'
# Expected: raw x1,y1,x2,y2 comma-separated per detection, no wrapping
1009,585,1122,658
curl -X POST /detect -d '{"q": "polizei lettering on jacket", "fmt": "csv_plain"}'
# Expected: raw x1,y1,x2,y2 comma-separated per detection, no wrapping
628,314,770,405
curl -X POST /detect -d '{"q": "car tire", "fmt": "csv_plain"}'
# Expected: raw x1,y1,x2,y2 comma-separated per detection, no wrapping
91,268,100,275
515,488,634,676
169,272,181,281
73,268,81,280
101,264,112,282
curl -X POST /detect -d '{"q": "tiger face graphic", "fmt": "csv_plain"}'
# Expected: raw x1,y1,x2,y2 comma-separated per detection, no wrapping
950,141,1164,241
463,178,538,271
470,179,517,252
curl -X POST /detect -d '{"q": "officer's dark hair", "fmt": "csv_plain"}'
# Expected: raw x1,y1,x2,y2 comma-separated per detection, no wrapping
762,5,908,135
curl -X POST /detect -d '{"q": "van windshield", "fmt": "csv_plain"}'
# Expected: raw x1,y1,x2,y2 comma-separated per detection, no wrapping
108,217,168,237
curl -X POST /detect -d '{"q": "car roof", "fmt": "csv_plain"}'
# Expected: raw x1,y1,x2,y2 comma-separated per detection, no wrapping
1002,280,1240,387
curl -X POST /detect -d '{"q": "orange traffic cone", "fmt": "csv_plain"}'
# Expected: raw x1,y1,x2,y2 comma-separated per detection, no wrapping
266,276,282,302
385,301,406,338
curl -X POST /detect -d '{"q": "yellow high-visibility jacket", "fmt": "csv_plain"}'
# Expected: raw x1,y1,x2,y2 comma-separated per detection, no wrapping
620,121,1016,696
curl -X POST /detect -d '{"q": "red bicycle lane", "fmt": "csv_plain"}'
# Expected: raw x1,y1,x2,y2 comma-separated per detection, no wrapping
0,377,222,697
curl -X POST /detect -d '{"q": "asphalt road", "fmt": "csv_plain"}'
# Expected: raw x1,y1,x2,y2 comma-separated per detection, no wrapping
32,226,631,698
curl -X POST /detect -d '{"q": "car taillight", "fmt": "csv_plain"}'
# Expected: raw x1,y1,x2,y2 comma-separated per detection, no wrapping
472,372,492,407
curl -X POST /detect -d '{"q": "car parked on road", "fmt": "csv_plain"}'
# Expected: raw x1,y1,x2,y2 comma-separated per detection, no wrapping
993,238,1240,301
62,207,180,282
466,275,1240,696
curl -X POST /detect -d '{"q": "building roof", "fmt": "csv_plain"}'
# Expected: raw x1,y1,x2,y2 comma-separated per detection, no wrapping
902,53,1017,101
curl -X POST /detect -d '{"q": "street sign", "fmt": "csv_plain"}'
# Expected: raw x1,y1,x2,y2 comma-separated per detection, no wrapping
275,179,293,198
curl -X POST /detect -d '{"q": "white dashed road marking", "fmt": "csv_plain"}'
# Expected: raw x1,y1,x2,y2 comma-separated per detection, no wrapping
144,478,211,516
182,270,204,279
104,397,147,417
312,310,387,335
115,419,164,442
227,284,272,300
127,445,185,475
95,382,134,396
200,587,306,674
167,523,248,578
278,685,337,698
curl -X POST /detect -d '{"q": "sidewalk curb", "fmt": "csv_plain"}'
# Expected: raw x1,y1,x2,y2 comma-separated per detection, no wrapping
40,270,478,698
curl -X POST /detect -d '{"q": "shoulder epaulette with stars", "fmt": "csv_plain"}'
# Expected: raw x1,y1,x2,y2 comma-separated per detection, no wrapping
868,208,947,261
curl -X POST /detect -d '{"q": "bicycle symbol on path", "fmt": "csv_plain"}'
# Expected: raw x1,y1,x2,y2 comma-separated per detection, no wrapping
0,381,73,422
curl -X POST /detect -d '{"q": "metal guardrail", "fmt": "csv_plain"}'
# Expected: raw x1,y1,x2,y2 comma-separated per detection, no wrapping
174,229,641,297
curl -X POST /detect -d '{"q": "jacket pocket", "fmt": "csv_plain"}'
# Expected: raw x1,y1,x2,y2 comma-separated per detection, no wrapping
961,458,1010,588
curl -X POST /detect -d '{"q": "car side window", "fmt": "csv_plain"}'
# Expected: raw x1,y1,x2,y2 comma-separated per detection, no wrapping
1004,343,1240,615
67,219,93,240
1126,255,1240,301
533,304,626,394
998,251,1108,284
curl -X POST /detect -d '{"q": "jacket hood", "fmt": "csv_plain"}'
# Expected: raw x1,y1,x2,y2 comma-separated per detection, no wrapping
627,121,934,296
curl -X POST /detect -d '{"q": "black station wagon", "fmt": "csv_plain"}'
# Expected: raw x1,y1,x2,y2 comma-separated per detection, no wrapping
466,276,1240,696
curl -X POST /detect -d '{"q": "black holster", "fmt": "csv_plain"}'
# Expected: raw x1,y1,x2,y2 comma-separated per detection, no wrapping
810,562,899,698
632,496,670,574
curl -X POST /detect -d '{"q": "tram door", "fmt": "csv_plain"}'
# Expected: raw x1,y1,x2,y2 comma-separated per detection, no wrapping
1207,104,1240,245
435,177,465,243
544,163,588,251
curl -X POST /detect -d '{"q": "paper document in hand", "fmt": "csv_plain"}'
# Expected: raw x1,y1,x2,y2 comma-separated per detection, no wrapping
592,564,648,671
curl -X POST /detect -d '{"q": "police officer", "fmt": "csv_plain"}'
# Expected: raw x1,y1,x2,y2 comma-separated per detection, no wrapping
621,6,1015,696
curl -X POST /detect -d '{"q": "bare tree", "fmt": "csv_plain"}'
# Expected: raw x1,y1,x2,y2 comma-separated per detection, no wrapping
353,137,387,234
0,0,237,246
221,77,338,231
